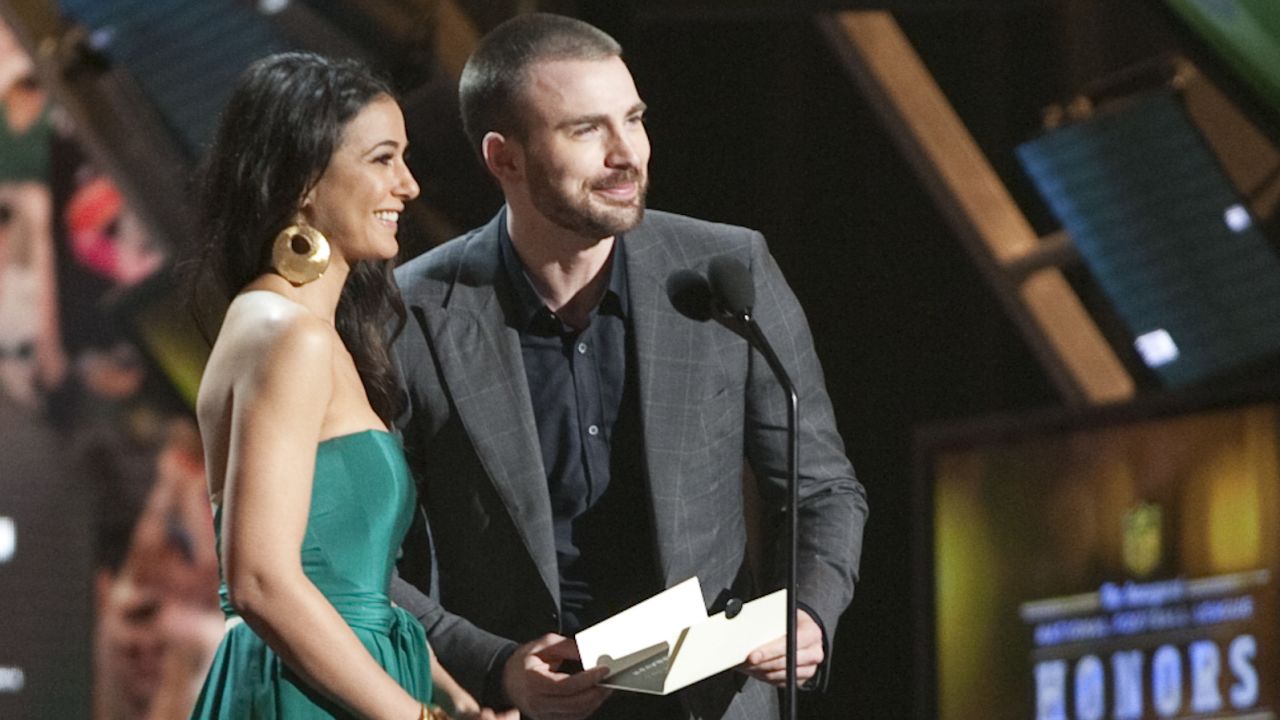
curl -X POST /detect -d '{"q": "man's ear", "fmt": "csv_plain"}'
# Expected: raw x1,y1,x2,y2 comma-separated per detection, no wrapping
481,131,522,184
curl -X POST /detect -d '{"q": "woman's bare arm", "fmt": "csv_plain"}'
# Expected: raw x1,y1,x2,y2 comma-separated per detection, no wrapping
217,309,422,720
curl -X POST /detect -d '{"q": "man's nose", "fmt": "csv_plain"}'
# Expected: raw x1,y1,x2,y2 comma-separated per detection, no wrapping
606,131,643,169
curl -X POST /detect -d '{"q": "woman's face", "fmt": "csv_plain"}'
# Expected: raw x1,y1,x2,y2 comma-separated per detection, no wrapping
303,95,419,266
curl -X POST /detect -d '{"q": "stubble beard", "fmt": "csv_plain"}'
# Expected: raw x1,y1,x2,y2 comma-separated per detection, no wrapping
528,162,648,240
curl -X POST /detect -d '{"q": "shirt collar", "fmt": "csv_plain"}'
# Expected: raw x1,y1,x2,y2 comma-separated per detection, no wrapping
498,210,630,332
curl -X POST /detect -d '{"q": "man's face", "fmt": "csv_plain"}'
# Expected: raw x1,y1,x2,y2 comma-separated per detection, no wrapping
515,56,650,240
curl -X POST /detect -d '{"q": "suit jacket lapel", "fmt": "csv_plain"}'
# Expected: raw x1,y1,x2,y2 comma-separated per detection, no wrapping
430,218,560,606
625,222,696,587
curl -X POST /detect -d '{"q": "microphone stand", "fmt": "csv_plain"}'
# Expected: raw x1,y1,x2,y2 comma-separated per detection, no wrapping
708,254,800,720
738,311,800,720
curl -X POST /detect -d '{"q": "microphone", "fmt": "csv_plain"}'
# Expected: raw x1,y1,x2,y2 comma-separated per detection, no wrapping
666,269,714,322
706,255,801,720
707,256,755,319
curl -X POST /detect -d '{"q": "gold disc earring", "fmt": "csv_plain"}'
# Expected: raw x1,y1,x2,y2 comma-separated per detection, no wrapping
271,221,330,285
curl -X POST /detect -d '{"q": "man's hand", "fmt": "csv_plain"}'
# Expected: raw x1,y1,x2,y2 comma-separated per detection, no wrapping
739,609,825,686
503,634,611,720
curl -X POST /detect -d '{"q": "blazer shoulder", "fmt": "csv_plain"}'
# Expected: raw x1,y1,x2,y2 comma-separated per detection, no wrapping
636,210,766,265
395,232,474,301
644,209,757,238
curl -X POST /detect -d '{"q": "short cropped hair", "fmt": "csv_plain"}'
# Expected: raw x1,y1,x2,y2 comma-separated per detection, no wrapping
458,13,621,156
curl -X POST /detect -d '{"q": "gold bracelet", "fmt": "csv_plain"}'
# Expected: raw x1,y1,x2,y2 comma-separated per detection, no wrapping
422,704,451,720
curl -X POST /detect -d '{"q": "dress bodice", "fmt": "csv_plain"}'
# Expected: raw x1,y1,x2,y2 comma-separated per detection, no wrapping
194,429,432,717
215,429,416,633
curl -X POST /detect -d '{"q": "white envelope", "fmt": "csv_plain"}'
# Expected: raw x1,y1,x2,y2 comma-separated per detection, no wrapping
575,577,787,695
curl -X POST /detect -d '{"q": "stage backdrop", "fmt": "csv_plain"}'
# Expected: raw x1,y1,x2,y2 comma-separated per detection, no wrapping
922,398,1280,720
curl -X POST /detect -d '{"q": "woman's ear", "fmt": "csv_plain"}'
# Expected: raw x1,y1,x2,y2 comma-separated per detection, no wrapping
296,189,316,223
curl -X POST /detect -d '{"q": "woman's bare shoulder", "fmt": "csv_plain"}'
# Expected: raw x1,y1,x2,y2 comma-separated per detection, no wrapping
220,291,333,364
200,291,335,414
198,293,335,497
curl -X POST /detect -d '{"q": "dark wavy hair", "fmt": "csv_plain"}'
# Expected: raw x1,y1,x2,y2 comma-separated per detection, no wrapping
459,13,621,157
190,52,405,423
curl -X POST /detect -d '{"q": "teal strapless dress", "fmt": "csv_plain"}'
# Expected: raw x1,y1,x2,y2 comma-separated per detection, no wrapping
190,430,431,718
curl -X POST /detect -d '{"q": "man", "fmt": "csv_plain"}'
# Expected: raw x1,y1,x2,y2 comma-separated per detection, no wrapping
391,13,866,719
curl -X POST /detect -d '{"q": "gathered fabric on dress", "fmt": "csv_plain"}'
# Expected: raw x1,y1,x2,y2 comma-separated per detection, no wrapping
191,430,431,718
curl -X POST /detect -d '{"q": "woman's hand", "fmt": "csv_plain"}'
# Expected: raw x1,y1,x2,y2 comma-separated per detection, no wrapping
428,647,519,719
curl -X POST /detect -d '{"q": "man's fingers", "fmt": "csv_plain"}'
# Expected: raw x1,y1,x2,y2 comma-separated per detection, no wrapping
532,635,583,663
530,684,612,720
518,634,578,677
745,640,825,673
519,661,610,720
746,610,824,666
546,665,611,696
746,636,785,665
751,663,819,686
525,632,572,656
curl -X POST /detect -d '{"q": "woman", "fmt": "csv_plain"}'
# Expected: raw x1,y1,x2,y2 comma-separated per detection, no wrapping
189,52,468,719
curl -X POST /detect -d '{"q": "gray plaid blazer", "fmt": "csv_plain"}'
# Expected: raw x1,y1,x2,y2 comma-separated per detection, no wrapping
390,210,867,719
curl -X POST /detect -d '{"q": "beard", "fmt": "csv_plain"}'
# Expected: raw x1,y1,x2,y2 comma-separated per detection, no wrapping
526,154,648,240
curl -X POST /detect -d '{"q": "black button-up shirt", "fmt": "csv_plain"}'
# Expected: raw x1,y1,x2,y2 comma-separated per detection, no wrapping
499,223,657,635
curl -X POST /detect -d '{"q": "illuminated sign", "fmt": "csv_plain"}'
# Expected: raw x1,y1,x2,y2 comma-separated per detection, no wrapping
1026,573,1266,719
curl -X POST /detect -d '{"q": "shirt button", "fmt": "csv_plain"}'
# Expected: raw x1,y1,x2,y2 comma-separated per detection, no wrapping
587,424,599,436
576,342,588,354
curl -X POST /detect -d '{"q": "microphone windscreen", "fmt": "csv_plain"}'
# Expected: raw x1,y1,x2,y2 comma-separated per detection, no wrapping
667,269,714,321
707,255,755,316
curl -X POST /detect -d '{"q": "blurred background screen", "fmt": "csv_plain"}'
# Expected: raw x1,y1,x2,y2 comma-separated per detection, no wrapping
919,395,1280,719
